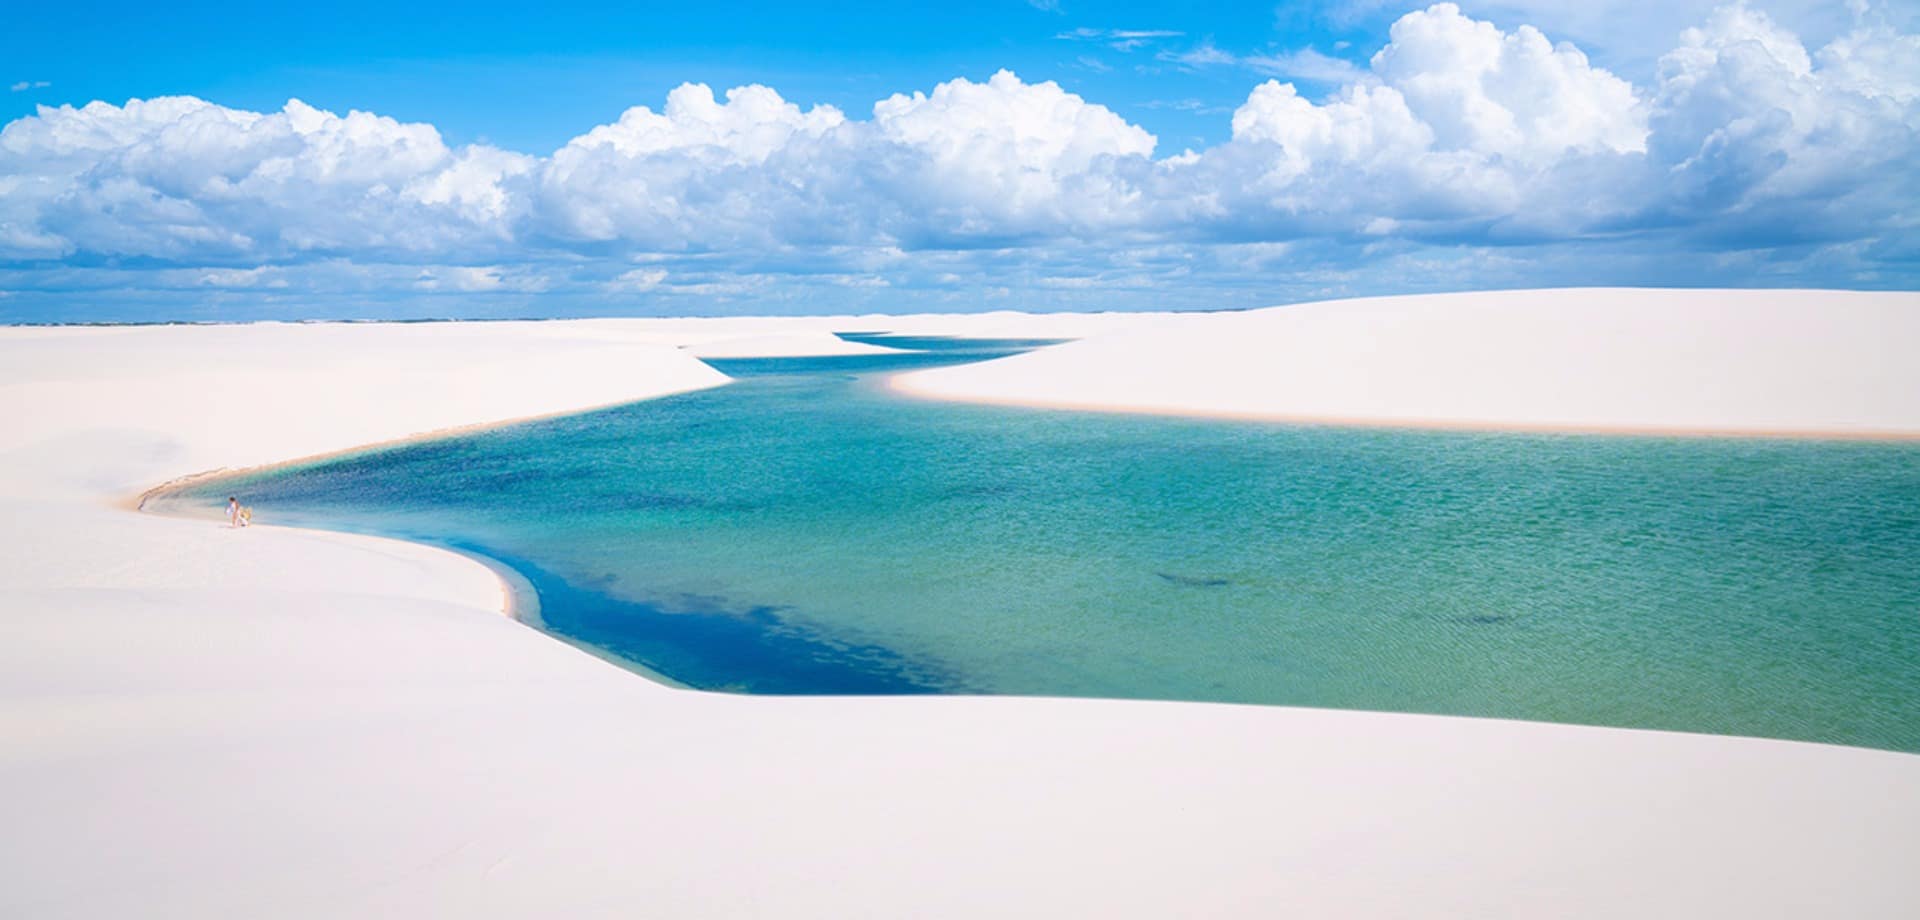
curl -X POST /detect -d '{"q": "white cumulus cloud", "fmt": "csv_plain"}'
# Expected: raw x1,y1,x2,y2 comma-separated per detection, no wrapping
0,96,533,260
533,70,1155,249
1645,4,1920,241
0,3,1916,319
869,70,1156,239
538,83,847,245
1193,1,1917,247
1217,1,1648,236
1369,3,1647,161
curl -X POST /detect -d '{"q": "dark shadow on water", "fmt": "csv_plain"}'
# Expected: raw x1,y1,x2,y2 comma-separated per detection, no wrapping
1453,614,1516,625
1156,572,1235,588
600,490,718,512
452,541,965,695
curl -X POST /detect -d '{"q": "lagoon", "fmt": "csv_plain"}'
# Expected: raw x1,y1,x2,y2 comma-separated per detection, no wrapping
156,337,1920,753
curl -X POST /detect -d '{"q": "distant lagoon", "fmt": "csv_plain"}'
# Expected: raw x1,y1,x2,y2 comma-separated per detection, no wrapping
155,336,1920,753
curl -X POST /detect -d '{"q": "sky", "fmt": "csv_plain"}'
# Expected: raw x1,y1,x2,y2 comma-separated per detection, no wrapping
2,0,1917,321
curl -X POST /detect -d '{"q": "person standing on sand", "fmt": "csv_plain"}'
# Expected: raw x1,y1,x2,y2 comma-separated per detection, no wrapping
228,496,240,528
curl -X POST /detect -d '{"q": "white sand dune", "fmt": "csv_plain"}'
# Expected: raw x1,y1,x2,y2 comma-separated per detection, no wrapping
504,311,1180,355
842,309,1184,340
680,330,904,358
893,288,1920,437
0,322,731,496
2,315,1917,918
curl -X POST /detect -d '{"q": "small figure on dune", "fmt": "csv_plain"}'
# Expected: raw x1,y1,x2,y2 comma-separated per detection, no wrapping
227,496,240,528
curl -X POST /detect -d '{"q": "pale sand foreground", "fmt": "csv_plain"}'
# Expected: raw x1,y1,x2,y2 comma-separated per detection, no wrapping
1,315,1917,919
894,288,1920,437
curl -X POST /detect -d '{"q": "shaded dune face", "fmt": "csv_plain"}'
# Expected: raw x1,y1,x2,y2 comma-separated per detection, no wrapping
893,289,1920,437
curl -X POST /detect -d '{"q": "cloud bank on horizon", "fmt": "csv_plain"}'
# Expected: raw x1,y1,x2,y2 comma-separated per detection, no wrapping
1,2,1916,320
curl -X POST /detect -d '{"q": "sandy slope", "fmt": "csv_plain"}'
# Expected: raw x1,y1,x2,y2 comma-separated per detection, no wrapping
893,289,1920,436
1,316,1916,919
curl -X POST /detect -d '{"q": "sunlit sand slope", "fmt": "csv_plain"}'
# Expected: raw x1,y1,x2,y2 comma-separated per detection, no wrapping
894,289,1920,436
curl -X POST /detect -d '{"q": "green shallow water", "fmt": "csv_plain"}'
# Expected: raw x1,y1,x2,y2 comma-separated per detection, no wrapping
158,339,1920,752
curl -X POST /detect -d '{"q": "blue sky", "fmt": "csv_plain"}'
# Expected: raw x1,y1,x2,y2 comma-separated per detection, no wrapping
2,2,1407,153
2,1,1916,321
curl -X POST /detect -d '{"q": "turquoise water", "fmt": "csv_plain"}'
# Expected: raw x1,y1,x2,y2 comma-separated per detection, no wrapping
158,338,1920,752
